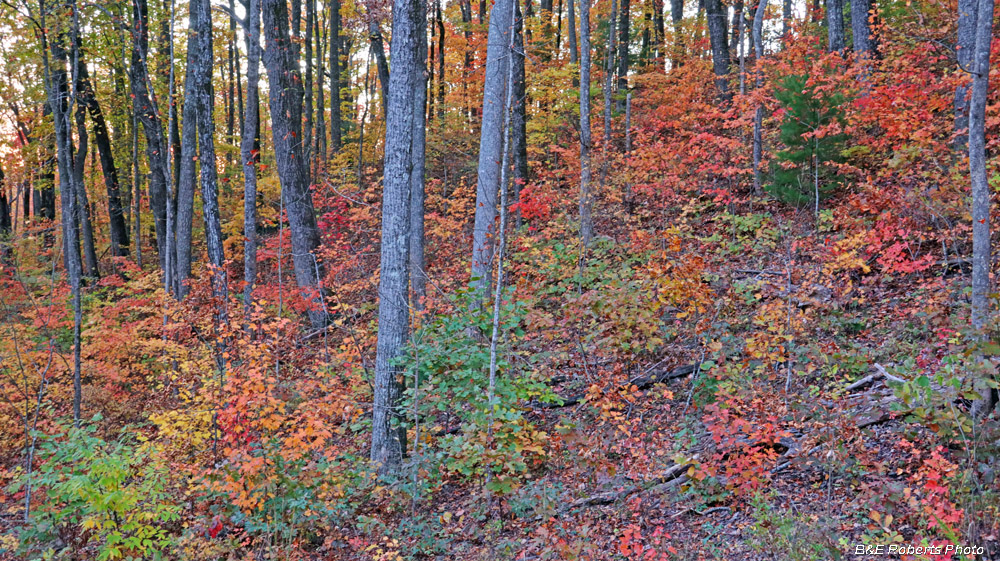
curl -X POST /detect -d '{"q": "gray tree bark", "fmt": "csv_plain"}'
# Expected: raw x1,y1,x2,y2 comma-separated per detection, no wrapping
955,0,978,150
470,0,515,299
752,0,767,194
670,0,683,67
243,0,263,317
705,0,731,99
410,0,429,312
262,0,327,329
372,0,423,477
512,0,529,229
617,0,630,109
827,0,845,52
569,0,579,63
969,0,997,418
77,60,130,257
851,0,874,57
72,97,99,279
330,0,343,152
579,0,594,246
129,0,172,277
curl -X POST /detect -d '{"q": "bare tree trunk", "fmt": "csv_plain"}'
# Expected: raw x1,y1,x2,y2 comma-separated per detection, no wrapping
851,0,874,57
175,6,201,298
602,0,618,187
512,0,529,229
243,0,263,317
368,18,391,115
437,0,446,117
782,0,791,45
372,0,423,477
956,0,978,151
827,0,845,51
671,0,683,67
705,0,730,100
569,0,579,63
129,0,172,278
72,97,99,279
77,60,130,257
410,0,429,312
316,4,327,165
969,0,997,418
470,0,515,299
262,0,327,329
305,0,315,178
42,2,84,426
752,0,767,195
579,0,594,246
617,0,630,109
330,0,343,152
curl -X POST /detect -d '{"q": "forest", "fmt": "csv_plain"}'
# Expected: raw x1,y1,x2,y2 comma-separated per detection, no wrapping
0,0,998,556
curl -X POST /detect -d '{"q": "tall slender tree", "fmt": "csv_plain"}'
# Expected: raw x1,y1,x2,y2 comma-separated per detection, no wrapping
705,0,730,99
243,0,263,316
969,0,997,418
330,0,343,152
410,0,429,311
372,0,424,476
262,0,327,329
828,0,845,51
955,0,978,150
512,0,529,228
470,0,515,299
579,0,594,246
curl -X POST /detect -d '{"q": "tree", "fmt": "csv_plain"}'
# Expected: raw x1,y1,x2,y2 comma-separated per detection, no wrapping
409,0,429,311
827,0,845,52
372,0,423,476
851,0,874,57
705,0,730,99
512,0,529,228
579,0,594,246
128,0,173,278
242,0,263,316
969,0,996,418
262,0,327,329
330,0,343,152
955,0,977,150
766,74,849,213
752,0,767,193
470,0,514,299
77,58,129,257
617,0,630,110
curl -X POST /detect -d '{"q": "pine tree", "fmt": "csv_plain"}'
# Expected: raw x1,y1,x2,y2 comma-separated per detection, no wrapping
767,74,849,211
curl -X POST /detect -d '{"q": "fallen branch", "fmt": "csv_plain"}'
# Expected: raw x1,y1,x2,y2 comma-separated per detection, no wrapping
846,363,907,392
538,364,700,409
671,506,731,518
562,462,690,511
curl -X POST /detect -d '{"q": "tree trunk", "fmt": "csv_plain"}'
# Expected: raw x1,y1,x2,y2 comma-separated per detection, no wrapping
752,0,767,194
671,0,683,67
827,0,845,51
603,0,618,173
369,18,391,116
437,0,446,118
512,0,529,229
705,0,730,100
955,0,978,150
262,0,327,329
0,163,10,241
579,0,594,246
305,0,314,177
410,0,429,312
783,0,791,44
243,0,263,316
617,0,630,109
72,88,99,278
470,0,515,299
969,0,997,418
316,5,327,165
175,12,201,298
851,0,873,57
42,9,84,426
569,0,579,63
330,0,343,152
372,0,423,477
77,60,130,256
129,0,172,276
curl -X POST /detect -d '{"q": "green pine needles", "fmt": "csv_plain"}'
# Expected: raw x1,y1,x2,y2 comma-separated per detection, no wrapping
767,74,850,212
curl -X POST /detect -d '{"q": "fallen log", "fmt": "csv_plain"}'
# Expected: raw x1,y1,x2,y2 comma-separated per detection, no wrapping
537,363,701,409
562,462,690,511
